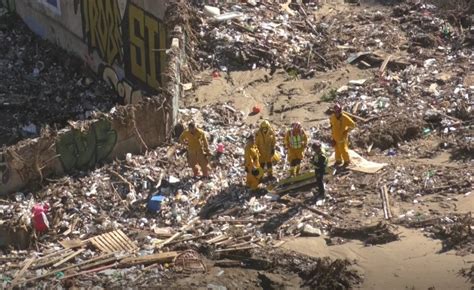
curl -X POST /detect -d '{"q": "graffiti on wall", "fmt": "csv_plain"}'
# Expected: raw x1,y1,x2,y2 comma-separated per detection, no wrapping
99,64,142,104
80,0,123,65
124,3,167,92
75,0,168,103
56,119,117,171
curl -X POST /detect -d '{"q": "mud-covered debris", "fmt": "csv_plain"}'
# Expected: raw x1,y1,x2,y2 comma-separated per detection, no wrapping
459,265,474,284
266,250,362,289
330,222,399,245
353,115,425,150
429,213,473,255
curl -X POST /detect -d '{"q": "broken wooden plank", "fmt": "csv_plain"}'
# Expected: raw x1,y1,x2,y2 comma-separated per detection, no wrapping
31,249,75,270
380,185,392,220
215,245,259,253
62,217,79,236
33,248,72,263
166,233,214,246
206,234,228,245
52,249,85,268
215,237,233,246
157,217,199,249
21,252,120,285
283,196,332,219
379,54,393,74
225,240,254,249
384,185,392,219
272,240,287,248
60,262,118,280
152,227,174,238
210,219,268,224
10,258,34,286
119,252,179,267
59,238,86,249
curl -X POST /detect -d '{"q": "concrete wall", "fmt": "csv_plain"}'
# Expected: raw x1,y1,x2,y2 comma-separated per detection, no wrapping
0,0,188,195
0,92,172,194
14,0,170,104
0,31,185,194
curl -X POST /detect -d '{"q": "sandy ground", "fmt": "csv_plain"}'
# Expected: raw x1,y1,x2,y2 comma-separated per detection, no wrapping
284,227,473,290
189,66,371,130
284,194,474,289
277,174,474,289
189,59,474,290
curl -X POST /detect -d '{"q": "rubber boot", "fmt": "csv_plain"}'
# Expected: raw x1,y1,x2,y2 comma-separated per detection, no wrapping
289,166,296,177
192,167,200,177
295,165,301,175
202,165,210,178
267,168,273,179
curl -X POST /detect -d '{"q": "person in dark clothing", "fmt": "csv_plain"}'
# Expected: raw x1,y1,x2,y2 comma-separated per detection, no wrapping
311,141,328,198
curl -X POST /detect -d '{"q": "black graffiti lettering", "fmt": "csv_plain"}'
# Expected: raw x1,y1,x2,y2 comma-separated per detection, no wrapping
81,0,123,65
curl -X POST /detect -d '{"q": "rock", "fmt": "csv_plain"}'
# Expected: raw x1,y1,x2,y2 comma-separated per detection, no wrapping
301,224,322,237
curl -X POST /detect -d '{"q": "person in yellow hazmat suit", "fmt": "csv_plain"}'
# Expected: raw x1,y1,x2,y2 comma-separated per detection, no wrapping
330,103,355,167
255,120,276,178
179,122,211,178
284,122,308,176
244,134,262,190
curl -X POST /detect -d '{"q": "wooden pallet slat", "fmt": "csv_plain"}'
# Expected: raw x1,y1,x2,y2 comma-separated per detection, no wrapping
89,230,137,254
110,231,132,251
90,238,109,253
94,236,115,253
104,233,122,252
116,230,137,250
99,235,119,252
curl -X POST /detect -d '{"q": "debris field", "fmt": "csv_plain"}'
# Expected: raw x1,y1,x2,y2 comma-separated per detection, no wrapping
0,0,473,288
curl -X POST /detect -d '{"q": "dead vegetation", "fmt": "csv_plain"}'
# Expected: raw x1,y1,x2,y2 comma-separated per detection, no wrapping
264,250,362,289
354,115,425,150
430,213,473,255
330,222,399,246
0,0,473,288
402,213,474,255
459,265,474,284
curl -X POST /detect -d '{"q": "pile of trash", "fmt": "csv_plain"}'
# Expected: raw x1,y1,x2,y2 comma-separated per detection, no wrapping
1,0,472,287
0,103,365,287
194,2,339,75
0,13,118,146
400,213,473,256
